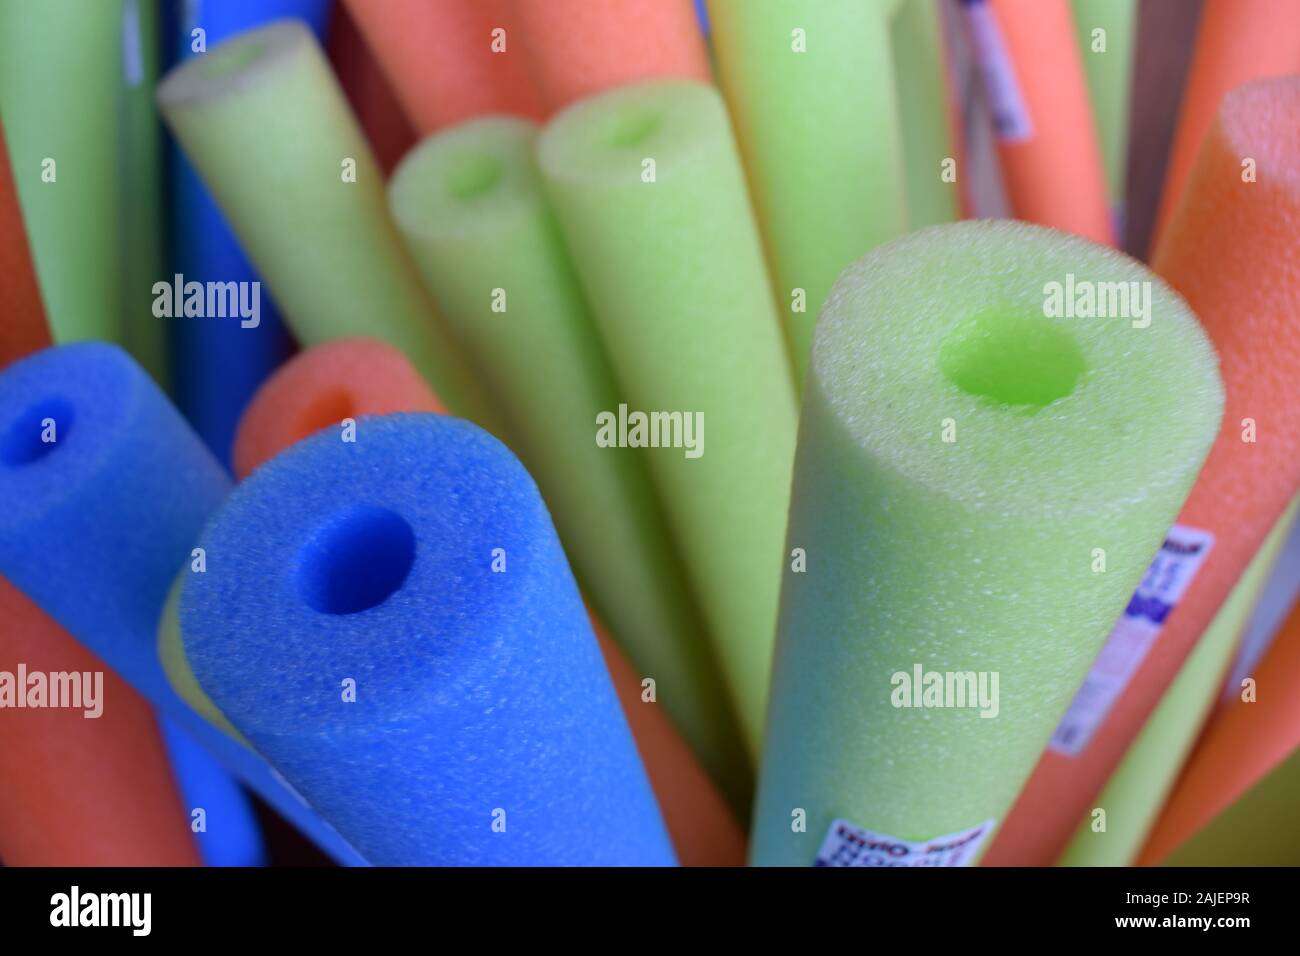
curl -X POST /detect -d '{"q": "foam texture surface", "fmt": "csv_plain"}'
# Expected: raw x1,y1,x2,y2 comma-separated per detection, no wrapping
0,121,51,364
156,19,492,426
342,0,540,133
510,0,710,115
180,413,675,866
1059,500,1296,866
538,80,798,754
234,336,444,480
1070,0,1136,209
0,342,366,865
708,0,908,382
750,220,1222,866
0,0,123,343
390,116,749,804
990,74,1300,865
167,0,331,467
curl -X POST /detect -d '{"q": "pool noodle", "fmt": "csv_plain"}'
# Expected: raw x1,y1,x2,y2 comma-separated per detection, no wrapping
1058,498,1297,867
509,0,711,115
230,337,743,864
180,413,675,865
891,0,962,229
0,0,124,343
156,19,496,429
166,1,333,469
340,0,540,133
966,0,1111,244
708,0,909,384
0,577,200,867
0,342,367,865
750,220,1222,866
118,0,169,387
986,74,1300,866
1070,0,1136,236
388,117,750,806
537,80,798,755
1150,0,1300,254
1142,593,1300,865
327,6,417,175
0,126,50,365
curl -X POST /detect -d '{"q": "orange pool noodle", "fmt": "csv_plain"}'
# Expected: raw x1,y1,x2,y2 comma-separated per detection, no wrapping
327,7,418,175
0,579,200,866
1138,598,1300,864
1151,0,1300,254
508,0,710,115
0,126,49,366
978,0,1110,243
341,0,540,134
233,337,744,863
986,75,1300,866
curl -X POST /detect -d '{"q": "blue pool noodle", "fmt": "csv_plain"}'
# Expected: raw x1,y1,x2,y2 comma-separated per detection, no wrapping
165,0,333,469
179,414,676,866
0,343,365,865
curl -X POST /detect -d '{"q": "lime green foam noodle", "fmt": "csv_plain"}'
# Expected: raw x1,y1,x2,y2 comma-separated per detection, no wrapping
1059,496,1298,867
537,81,799,755
751,220,1223,866
387,117,751,805
1071,0,1136,208
0,0,124,344
891,0,960,228
118,0,169,388
155,19,493,425
708,0,908,385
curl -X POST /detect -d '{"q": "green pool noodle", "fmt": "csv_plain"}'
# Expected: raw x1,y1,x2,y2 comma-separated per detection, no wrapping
891,0,960,228
751,220,1223,867
537,80,799,755
1058,497,1298,867
155,19,494,426
1163,753,1300,866
1071,0,1136,211
707,0,908,385
0,0,124,344
118,0,169,388
387,117,751,805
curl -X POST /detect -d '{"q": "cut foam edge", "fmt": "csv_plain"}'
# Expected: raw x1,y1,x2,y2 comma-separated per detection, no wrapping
155,19,309,107
812,219,1223,517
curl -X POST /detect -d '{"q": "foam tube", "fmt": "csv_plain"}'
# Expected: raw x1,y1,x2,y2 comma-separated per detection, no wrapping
0,126,50,365
964,0,1111,244
0,0,123,343
180,413,675,866
750,220,1222,867
537,80,798,754
1141,595,1300,865
341,0,540,133
987,75,1300,866
230,338,742,862
509,0,711,115
167,1,333,468
891,0,962,229
0,342,366,865
1059,499,1297,866
1151,0,1300,253
389,117,749,803
234,338,444,479
327,6,418,175
118,0,169,387
0,579,200,867
708,0,908,382
156,20,494,428
1070,0,1135,231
